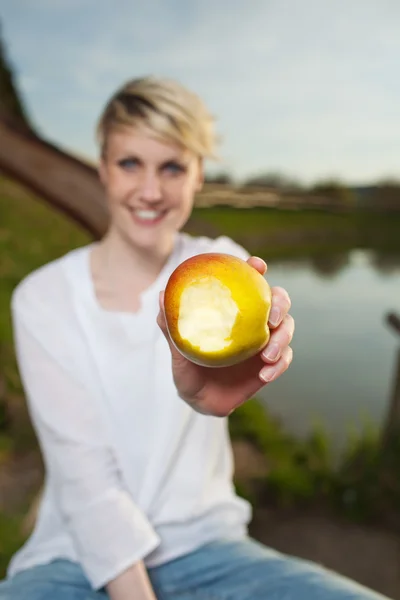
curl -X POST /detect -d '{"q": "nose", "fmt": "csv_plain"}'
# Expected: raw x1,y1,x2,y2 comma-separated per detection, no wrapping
139,169,162,204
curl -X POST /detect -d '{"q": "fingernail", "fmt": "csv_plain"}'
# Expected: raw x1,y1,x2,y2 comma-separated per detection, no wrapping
269,307,281,327
260,367,277,383
263,343,280,362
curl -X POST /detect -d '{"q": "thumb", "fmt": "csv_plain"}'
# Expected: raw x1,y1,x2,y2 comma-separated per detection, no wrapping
247,256,267,275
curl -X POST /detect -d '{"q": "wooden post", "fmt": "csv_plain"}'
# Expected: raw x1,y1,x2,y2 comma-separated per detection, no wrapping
381,312,400,448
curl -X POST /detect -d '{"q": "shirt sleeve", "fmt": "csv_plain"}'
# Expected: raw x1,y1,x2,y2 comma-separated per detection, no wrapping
11,287,160,590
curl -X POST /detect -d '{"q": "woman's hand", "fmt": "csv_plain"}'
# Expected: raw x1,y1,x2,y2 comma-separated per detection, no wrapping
107,561,157,600
157,257,294,417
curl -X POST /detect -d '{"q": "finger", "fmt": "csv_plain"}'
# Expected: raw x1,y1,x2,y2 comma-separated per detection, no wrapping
259,345,293,384
268,285,292,328
261,314,295,364
247,256,267,275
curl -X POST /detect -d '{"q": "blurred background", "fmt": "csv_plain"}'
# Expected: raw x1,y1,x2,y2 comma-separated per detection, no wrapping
0,1,399,597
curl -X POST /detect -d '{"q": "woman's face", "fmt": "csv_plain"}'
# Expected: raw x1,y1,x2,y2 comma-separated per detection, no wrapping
99,127,204,253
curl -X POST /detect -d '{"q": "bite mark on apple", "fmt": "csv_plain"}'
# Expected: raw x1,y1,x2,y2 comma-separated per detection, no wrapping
178,276,239,353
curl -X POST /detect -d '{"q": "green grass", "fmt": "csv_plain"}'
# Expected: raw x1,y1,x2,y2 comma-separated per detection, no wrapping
230,399,400,530
190,206,400,259
193,205,400,235
0,512,26,578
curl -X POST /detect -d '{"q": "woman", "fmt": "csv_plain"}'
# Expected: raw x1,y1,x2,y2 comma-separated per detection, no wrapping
0,77,386,599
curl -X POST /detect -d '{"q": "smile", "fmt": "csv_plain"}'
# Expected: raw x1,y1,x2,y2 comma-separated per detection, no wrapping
127,207,167,226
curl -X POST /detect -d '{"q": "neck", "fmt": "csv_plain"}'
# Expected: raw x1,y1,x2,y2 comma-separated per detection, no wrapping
93,227,176,295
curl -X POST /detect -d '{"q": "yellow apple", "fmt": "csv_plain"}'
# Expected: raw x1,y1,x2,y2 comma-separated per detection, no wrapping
163,252,272,367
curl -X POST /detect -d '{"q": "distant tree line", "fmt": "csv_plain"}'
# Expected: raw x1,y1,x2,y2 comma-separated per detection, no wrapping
205,171,400,210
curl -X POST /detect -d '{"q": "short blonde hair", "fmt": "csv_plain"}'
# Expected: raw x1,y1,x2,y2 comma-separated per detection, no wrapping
96,76,218,159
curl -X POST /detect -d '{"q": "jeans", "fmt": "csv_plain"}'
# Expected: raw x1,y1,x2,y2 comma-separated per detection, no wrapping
0,537,390,599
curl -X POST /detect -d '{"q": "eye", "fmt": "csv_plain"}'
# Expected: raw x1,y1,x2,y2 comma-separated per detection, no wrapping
162,161,186,175
118,158,139,171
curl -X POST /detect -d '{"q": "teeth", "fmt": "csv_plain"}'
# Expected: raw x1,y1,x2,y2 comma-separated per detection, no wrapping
132,209,163,220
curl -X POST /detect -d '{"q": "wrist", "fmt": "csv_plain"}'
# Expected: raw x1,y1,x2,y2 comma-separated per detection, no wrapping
106,561,157,600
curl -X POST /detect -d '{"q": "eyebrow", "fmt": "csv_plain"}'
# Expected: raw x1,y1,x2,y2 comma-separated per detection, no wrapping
117,154,187,167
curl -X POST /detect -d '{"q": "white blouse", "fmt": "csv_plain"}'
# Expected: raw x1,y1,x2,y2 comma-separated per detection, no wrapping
7,232,252,590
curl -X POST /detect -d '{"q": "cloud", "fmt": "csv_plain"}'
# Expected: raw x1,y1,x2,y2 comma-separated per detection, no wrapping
2,0,400,182
14,0,97,10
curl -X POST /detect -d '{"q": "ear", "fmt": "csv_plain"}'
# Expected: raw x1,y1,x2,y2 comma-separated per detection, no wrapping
195,158,205,192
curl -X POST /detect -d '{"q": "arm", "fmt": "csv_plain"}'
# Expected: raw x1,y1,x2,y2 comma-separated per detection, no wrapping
12,298,158,598
107,563,156,600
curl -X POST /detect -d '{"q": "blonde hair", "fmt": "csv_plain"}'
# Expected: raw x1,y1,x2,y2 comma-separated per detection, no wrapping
96,76,218,159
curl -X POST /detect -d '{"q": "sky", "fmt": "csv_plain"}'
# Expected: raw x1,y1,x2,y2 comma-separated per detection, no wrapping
1,0,400,185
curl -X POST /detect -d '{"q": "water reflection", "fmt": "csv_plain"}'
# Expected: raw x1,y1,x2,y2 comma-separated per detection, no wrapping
309,252,350,279
257,248,400,453
369,252,400,275
268,249,400,279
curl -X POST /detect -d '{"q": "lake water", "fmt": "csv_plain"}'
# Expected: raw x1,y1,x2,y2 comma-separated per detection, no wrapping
257,249,400,452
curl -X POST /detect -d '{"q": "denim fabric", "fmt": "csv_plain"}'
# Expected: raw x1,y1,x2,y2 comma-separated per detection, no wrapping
0,537,389,599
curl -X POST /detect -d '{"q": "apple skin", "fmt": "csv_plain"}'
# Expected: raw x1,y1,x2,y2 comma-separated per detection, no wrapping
163,252,272,367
